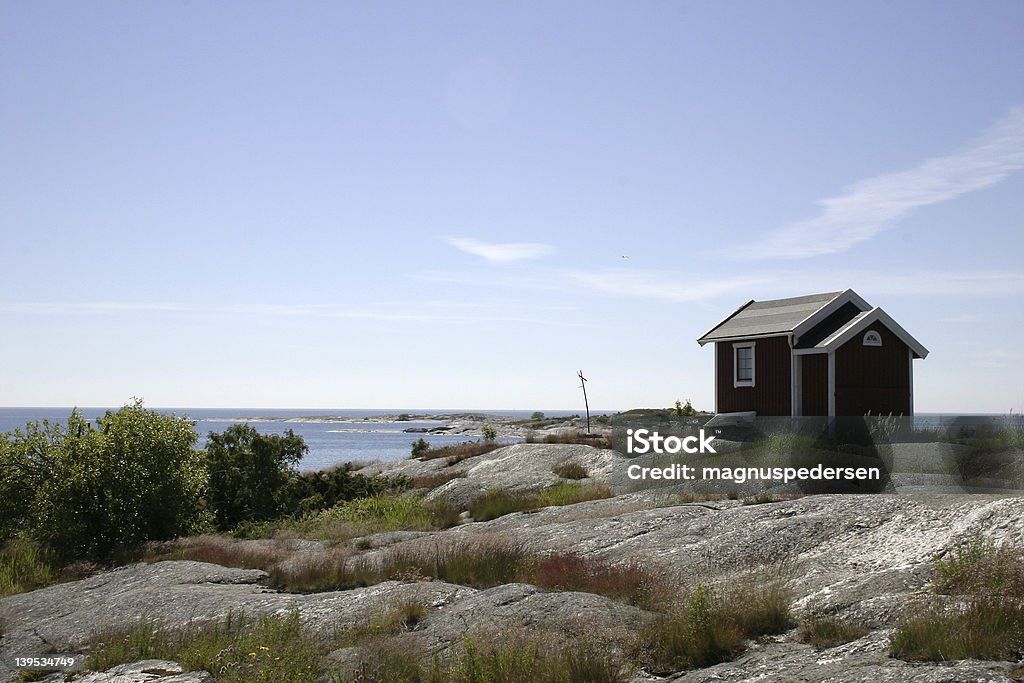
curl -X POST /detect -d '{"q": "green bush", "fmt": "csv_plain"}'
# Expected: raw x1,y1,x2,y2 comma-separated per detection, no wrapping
410,438,430,458
0,402,207,562
204,424,307,530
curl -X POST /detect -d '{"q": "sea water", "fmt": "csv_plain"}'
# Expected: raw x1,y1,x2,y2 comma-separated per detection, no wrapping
0,407,563,471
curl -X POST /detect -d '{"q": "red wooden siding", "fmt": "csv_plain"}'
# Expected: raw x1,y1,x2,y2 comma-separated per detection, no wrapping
800,354,828,417
834,321,911,416
715,336,791,416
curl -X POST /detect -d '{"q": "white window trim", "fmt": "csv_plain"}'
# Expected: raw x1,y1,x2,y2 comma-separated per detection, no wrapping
733,341,755,388
863,330,882,347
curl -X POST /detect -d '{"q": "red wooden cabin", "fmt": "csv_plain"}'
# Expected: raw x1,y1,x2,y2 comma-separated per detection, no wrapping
697,289,928,417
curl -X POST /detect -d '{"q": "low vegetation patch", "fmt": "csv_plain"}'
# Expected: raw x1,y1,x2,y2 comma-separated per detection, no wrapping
372,539,527,588
88,612,325,683
343,634,627,683
798,617,870,649
552,461,589,480
532,552,650,606
891,540,1024,662
0,539,56,598
143,535,288,570
412,440,505,464
335,600,427,646
639,581,794,674
468,483,613,522
410,470,468,489
526,429,612,449
272,537,656,607
242,494,461,542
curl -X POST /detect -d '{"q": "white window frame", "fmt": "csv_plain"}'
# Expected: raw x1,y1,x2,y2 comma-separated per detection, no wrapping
862,330,882,347
733,341,755,388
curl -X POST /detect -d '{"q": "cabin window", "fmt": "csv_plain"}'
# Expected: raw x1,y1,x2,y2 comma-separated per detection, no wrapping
863,330,882,347
733,342,755,387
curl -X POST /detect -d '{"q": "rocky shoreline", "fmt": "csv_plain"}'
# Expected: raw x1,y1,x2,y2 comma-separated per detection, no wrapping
2,441,1023,682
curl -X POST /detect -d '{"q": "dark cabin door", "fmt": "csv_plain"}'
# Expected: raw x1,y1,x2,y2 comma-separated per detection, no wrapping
801,354,829,417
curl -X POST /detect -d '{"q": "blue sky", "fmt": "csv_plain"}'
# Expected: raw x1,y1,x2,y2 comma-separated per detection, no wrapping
2,1,1022,412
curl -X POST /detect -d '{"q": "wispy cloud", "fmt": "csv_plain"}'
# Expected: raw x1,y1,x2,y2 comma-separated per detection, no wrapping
736,106,1024,260
447,237,555,262
562,269,775,303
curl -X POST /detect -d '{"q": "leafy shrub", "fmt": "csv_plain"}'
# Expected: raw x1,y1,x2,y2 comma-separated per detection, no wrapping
0,402,206,562
410,438,430,458
798,617,870,649
481,424,498,441
204,424,308,530
285,464,401,517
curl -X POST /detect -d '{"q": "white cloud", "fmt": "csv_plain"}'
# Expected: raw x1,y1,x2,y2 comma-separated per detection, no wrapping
562,269,775,303
736,106,1024,260
447,237,555,262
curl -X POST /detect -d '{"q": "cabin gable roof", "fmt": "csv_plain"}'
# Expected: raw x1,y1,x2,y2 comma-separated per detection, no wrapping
697,289,869,345
794,307,930,359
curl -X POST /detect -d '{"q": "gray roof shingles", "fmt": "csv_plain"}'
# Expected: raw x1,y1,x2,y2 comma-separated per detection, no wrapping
698,291,844,343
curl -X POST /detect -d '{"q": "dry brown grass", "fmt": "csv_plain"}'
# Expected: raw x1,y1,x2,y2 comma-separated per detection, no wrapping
414,441,505,465
143,535,289,570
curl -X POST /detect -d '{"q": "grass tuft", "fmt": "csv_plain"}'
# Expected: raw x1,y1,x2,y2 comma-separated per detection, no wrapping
410,471,468,490
552,461,589,480
341,635,628,683
798,617,870,649
413,441,505,464
891,540,1024,662
0,539,56,598
639,580,793,673
468,483,612,522
88,611,324,682
143,535,287,570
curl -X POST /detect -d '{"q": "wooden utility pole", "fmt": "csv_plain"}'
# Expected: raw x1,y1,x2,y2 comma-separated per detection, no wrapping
578,370,591,435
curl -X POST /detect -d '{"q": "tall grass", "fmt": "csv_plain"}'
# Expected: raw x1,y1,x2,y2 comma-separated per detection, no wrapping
0,539,57,597
468,483,612,522
413,441,505,464
88,612,325,683
252,494,461,542
526,429,613,449
639,580,794,674
341,635,628,683
891,541,1024,661
143,535,288,570
798,617,869,649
